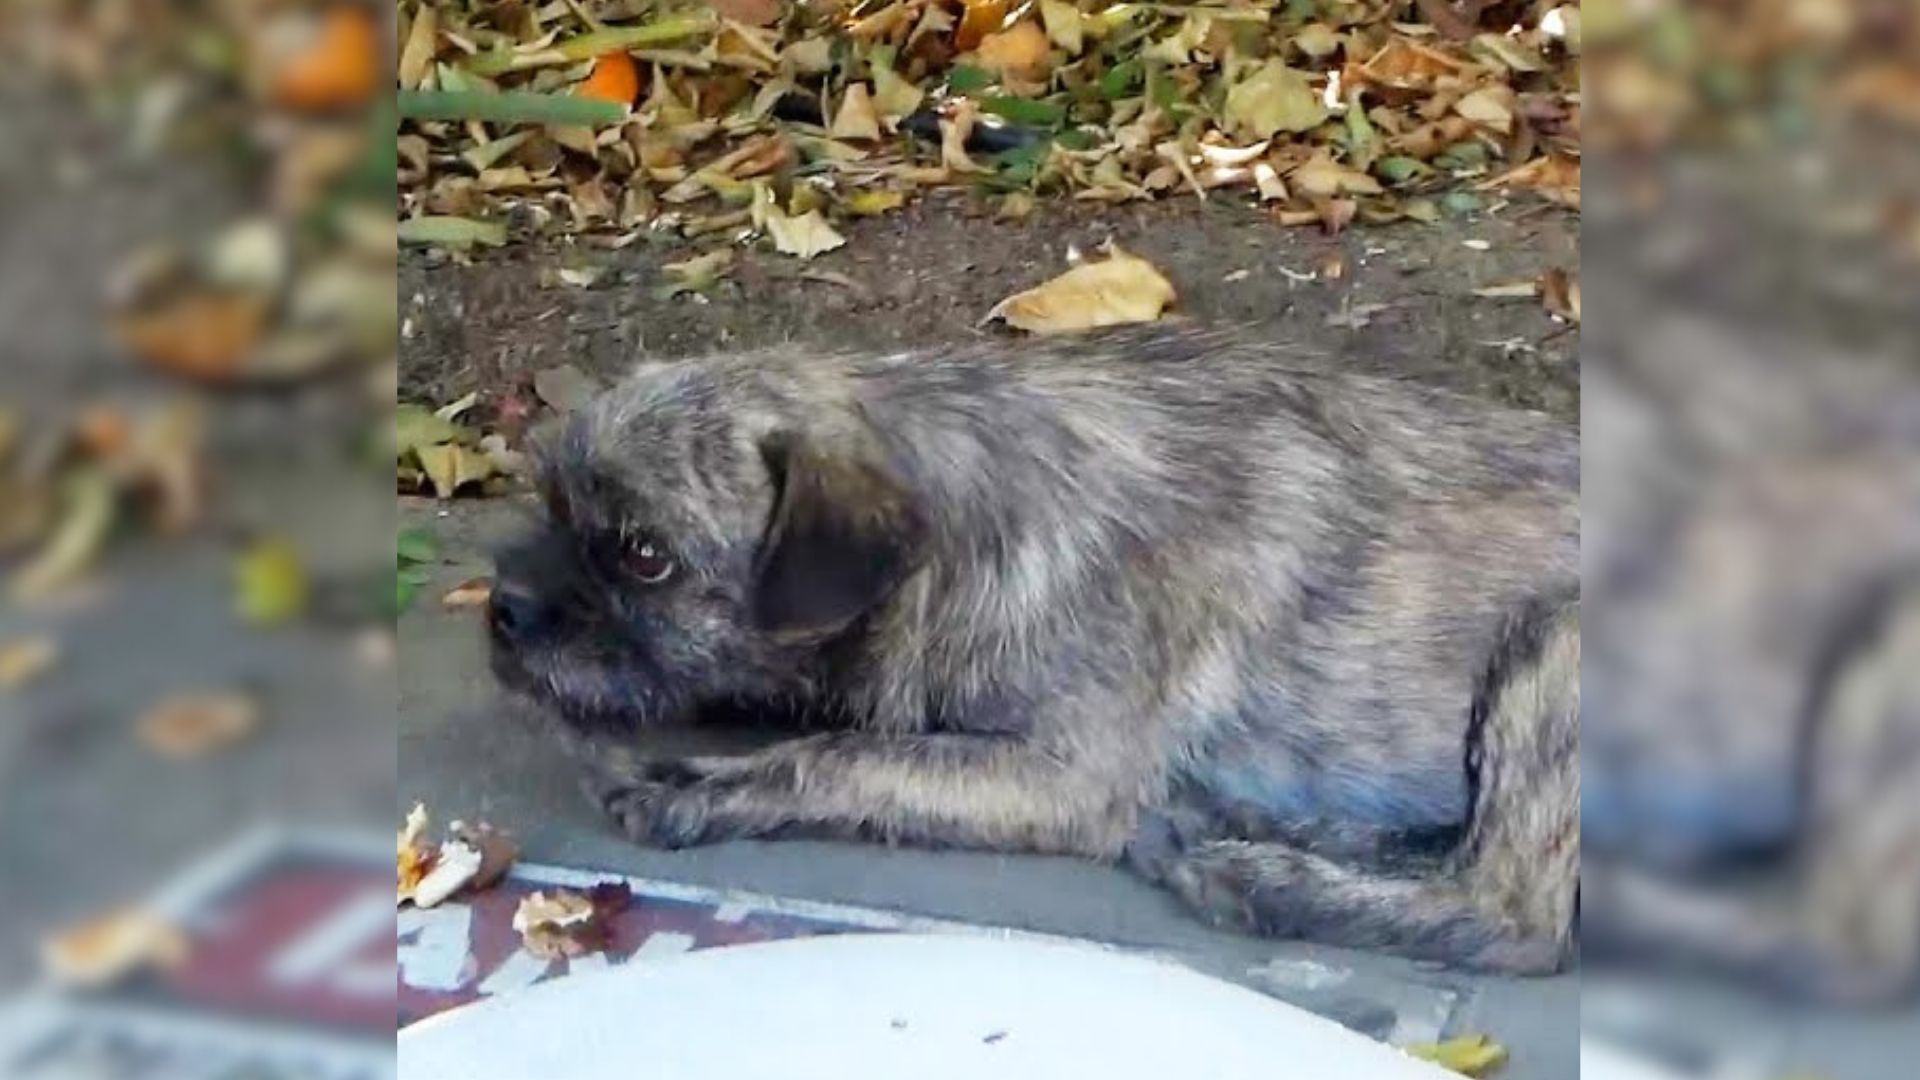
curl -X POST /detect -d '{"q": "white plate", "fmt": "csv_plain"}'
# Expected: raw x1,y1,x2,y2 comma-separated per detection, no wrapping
399,933,1454,1080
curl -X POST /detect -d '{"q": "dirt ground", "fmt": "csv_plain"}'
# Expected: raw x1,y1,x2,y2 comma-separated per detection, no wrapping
399,193,1579,419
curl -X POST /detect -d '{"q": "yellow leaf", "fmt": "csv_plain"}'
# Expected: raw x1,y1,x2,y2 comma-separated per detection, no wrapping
830,82,882,141
415,442,498,499
1404,1034,1509,1077
397,4,439,89
872,59,925,124
766,210,848,259
235,538,309,624
1225,61,1328,140
987,248,1177,334
844,189,907,216
1293,23,1342,60
1040,0,1085,56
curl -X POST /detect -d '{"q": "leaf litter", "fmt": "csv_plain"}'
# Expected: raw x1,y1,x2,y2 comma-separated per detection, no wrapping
394,1,1582,254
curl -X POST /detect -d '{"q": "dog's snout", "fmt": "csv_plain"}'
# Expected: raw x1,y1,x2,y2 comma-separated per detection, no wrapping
489,580,548,643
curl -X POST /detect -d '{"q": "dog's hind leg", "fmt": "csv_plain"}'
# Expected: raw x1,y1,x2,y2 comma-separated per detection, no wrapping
1143,596,1580,974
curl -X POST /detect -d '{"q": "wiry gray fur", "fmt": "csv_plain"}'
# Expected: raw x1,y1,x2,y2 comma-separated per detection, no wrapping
488,327,1580,973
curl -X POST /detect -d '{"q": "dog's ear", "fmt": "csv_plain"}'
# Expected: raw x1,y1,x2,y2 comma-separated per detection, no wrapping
752,432,926,639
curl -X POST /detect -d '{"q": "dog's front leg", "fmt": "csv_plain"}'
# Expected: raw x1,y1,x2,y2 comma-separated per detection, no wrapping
591,731,1142,857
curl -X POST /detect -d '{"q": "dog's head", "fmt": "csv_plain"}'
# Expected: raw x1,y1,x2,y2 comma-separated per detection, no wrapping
488,357,927,731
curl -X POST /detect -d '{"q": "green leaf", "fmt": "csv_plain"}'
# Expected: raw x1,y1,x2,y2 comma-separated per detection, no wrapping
1099,59,1142,99
979,96,1067,128
947,65,997,94
463,17,717,77
396,405,465,461
398,216,508,250
398,89,625,128
1375,156,1430,185
1054,128,1098,151
398,527,438,567
1441,191,1484,216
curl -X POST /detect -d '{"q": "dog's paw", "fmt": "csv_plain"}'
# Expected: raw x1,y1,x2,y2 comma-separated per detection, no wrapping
582,773,715,850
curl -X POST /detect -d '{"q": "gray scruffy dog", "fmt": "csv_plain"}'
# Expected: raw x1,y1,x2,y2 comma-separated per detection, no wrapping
488,328,1579,974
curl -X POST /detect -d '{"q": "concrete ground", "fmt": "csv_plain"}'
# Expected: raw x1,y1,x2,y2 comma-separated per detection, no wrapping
397,194,1582,1076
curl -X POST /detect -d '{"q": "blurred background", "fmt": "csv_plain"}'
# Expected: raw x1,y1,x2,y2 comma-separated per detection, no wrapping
1581,0,1920,1077
0,1,395,1074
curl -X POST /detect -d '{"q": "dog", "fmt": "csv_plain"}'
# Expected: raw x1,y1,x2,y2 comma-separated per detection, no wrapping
488,328,1580,974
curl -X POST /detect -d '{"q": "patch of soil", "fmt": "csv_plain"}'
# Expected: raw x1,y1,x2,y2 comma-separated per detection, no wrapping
399,193,1579,421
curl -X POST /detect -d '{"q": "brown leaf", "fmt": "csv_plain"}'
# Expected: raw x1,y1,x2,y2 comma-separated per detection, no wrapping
1540,267,1580,323
830,83,882,142
117,292,268,383
706,0,783,29
137,691,260,760
975,20,1050,83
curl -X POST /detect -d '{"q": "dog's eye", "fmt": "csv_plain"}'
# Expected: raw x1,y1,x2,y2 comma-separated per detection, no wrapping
626,541,675,584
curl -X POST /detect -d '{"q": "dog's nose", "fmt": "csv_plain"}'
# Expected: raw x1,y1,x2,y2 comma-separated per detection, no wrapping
488,581,547,643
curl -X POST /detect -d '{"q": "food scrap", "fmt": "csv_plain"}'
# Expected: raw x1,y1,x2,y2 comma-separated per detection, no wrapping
398,804,520,908
41,909,188,989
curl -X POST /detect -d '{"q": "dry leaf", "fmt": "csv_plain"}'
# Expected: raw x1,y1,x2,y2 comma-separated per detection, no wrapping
1039,1,1085,56
442,577,494,609
975,20,1050,83
660,249,735,296
831,83,882,142
707,0,784,28
1473,280,1541,299
1540,266,1580,323
397,4,438,89
416,443,499,499
1294,23,1342,60
987,248,1177,334
137,691,260,760
117,292,267,383
0,637,58,691
11,469,115,604
767,210,847,259
1453,86,1516,134
513,882,632,959
1290,153,1384,199
1226,61,1328,140
42,910,187,989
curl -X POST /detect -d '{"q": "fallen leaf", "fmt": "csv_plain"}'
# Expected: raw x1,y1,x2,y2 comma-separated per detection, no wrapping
955,0,1012,52
1290,153,1384,199
987,247,1177,334
137,691,260,760
270,5,381,111
1473,280,1540,299
396,404,463,459
1453,86,1516,134
831,83,882,141
117,292,267,382
397,4,439,89
1227,61,1328,140
41,910,187,989
1540,266,1580,322
1039,1,1084,56
416,442,499,499
843,189,906,216
1294,23,1343,60
0,637,58,691
533,364,603,414
514,882,633,959
10,469,115,604
767,209,848,259
659,249,735,296
235,538,308,624
707,0,783,27
442,577,494,609
1405,1034,1509,1077
975,20,1050,83
398,216,508,249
